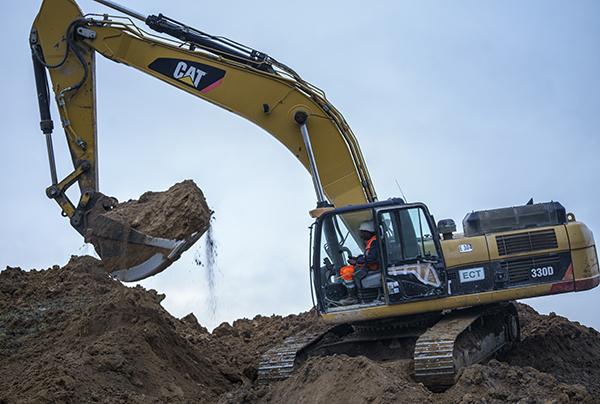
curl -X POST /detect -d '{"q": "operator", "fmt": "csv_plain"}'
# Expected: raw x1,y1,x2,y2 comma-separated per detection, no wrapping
338,221,380,304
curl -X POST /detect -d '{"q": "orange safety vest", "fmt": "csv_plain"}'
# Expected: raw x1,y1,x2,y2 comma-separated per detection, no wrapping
340,235,379,281
360,235,379,271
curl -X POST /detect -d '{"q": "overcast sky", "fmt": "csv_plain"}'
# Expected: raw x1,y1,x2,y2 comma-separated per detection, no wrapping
1,1,599,330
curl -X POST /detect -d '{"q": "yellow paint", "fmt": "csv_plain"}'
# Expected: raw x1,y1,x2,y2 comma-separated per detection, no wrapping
32,0,377,220
441,236,489,268
566,222,596,250
323,283,556,324
572,246,599,280
32,0,98,194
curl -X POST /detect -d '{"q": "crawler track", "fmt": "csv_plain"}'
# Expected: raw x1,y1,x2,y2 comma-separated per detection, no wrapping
257,331,333,382
414,303,519,391
258,303,519,391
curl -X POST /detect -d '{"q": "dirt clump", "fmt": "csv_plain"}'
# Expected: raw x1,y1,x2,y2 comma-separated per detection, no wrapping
1,257,600,403
87,180,211,274
102,180,211,241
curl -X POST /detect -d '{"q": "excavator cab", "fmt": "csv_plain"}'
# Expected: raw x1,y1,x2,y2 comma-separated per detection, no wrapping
312,199,447,313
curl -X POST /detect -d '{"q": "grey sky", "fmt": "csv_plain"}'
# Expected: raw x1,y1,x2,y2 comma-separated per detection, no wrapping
1,1,599,330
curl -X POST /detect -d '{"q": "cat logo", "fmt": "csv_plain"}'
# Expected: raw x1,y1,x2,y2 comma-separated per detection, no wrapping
148,58,226,93
173,61,207,89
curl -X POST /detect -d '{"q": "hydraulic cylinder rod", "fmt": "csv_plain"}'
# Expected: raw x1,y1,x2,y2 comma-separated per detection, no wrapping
31,47,58,186
295,112,327,206
92,0,147,22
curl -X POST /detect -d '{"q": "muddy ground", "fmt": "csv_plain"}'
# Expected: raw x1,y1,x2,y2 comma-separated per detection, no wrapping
1,257,599,403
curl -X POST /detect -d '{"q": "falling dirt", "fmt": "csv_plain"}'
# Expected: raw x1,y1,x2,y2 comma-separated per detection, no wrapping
1,257,599,403
87,180,212,274
194,219,219,318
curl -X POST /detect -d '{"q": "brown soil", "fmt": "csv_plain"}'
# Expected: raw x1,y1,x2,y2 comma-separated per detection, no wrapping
87,180,211,273
102,180,211,241
1,257,599,403
235,357,592,404
501,304,600,397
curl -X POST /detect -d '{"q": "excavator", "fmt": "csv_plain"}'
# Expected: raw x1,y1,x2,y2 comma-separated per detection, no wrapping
31,0,599,391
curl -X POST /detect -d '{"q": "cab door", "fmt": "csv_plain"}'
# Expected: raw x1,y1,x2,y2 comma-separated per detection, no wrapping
375,204,448,303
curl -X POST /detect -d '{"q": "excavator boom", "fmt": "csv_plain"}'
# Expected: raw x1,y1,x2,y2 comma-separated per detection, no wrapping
31,0,377,280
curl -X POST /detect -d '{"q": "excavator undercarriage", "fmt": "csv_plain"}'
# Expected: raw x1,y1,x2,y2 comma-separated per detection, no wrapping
258,302,519,391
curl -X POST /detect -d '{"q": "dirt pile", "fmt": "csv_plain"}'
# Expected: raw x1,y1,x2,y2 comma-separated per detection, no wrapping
502,304,600,397
88,180,211,274
1,257,599,403
235,356,591,404
0,256,230,403
0,257,325,403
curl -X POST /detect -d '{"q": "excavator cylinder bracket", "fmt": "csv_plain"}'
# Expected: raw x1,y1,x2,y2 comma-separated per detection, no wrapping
46,185,60,199
78,190,94,209
79,160,91,171
76,27,97,39
71,212,83,227
294,111,308,125
76,138,87,150
30,29,39,45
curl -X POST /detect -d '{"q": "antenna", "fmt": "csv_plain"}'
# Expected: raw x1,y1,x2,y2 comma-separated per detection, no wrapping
395,179,408,202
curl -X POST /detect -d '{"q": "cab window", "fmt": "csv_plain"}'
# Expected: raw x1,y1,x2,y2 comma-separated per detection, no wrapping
319,209,374,268
378,207,438,265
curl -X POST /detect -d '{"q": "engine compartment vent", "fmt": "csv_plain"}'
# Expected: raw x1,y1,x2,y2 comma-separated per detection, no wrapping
496,229,558,256
500,254,561,284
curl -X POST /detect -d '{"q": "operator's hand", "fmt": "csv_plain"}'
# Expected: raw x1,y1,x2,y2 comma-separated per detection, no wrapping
348,257,357,265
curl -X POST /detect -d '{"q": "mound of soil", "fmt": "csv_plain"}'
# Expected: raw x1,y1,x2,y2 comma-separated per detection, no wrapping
1,257,599,403
502,304,600,397
87,180,211,275
0,256,230,403
0,257,326,403
235,356,591,404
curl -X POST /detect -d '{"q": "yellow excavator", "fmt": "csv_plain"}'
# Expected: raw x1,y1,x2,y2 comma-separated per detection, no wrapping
31,0,599,390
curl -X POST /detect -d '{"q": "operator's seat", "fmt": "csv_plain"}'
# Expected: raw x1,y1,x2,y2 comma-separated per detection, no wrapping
359,272,381,289
353,270,383,302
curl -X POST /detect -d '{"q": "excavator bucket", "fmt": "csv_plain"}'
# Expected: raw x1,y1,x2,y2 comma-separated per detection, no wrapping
86,214,203,282
83,181,211,282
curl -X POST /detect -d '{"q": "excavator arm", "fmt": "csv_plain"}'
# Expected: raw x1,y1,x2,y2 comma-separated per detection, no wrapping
30,0,377,281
